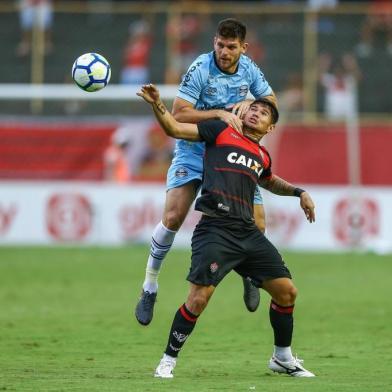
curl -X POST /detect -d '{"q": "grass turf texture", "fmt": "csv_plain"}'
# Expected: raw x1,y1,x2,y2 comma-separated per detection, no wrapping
0,246,391,391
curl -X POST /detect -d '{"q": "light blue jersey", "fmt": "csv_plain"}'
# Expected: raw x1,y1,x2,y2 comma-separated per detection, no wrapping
167,51,272,205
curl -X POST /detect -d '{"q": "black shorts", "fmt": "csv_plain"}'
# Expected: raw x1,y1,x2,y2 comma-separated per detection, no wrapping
187,216,291,288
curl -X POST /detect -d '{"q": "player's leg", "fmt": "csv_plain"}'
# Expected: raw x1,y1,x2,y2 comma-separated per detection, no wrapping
135,181,198,326
242,186,265,312
263,277,314,377
154,283,215,378
262,277,297,362
155,218,253,378
253,201,266,234
239,231,314,377
144,182,198,292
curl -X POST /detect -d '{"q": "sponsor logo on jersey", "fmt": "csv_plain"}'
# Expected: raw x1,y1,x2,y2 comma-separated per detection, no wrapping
227,152,263,176
230,132,241,140
239,85,249,97
205,87,217,96
175,168,188,178
200,103,226,110
210,262,219,273
218,202,230,212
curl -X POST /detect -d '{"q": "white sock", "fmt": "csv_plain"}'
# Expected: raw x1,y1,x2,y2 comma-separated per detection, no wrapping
163,353,176,363
142,221,176,293
273,346,293,362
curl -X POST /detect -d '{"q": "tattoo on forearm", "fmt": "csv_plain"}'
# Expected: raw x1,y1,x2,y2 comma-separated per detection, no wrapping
154,101,166,115
260,175,295,196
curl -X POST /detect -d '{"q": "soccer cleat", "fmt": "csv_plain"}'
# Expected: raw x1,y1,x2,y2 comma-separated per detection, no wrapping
242,277,260,312
268,355,315,377
154,355,176,378
135,290,157,326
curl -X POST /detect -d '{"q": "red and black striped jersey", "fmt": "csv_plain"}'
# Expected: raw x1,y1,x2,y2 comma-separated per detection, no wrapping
196,119,272,224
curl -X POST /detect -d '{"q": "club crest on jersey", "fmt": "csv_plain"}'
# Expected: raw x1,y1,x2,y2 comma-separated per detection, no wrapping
175,168,188,178
227,152,263,176
210,262,219,273
239,85,249,97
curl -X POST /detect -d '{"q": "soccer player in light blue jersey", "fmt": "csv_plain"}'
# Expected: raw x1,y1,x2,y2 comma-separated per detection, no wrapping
135,18,278,326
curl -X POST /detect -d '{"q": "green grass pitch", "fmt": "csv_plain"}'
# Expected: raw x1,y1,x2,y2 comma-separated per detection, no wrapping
0,246,391,391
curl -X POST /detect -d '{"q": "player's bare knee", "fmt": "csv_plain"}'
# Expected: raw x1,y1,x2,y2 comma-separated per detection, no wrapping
163,210,184,231
186,296,208,315
284,285,297,305
288,285,298,303
186,290,210,315
275,285,297,306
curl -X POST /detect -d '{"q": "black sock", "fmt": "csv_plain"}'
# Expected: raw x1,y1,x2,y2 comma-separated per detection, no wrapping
164,304,199,358
269,300,294,347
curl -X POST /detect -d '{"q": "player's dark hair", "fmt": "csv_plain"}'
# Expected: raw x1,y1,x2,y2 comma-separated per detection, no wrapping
216,18,247,42
253,98,279,124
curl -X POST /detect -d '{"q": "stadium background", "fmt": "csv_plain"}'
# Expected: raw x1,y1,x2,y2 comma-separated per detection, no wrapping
0,0,391,251
1,1,392,391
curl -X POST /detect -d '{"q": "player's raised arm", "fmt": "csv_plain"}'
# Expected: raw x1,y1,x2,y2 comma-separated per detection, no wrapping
137,84,201,142
259,174,315,223
172,97,243,134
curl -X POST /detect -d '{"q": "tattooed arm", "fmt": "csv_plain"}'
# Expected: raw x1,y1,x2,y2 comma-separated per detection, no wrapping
137,84,201,141
259,174,297,196
259,174,316,223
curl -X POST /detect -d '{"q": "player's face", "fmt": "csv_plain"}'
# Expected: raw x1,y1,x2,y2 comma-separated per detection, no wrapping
213,35,248,73
243,102,275,137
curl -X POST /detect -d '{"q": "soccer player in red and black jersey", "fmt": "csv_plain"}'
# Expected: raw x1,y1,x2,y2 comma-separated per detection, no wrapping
137,84,316,379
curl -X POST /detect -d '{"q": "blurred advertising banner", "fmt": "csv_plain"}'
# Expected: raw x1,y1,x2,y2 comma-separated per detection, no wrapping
0,182,390,254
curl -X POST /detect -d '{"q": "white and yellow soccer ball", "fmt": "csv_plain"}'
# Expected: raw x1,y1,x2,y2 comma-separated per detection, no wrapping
72,53,111,92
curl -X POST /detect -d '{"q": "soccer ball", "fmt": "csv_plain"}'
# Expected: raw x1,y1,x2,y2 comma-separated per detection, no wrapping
72,53,111,92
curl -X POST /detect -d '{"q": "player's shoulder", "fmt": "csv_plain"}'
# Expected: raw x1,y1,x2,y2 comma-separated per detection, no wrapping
198,52,213,63
188,52,212,70
198,119,228,136
199,118,227,129
183,52,212,82
240,54,261,72
179,53,211,91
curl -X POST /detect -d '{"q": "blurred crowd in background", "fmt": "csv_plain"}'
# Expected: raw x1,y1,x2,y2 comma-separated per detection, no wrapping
4,0,391,112
0,0,391,183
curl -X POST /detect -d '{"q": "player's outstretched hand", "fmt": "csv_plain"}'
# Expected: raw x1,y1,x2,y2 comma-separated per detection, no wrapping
218,110,243,134
137,84,160,104
300,192,315,223
231,99,252,120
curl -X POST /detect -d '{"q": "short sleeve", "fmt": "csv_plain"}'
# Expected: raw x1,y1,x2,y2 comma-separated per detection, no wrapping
177,55,208,105
197,120,227,144
259,146,273,180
